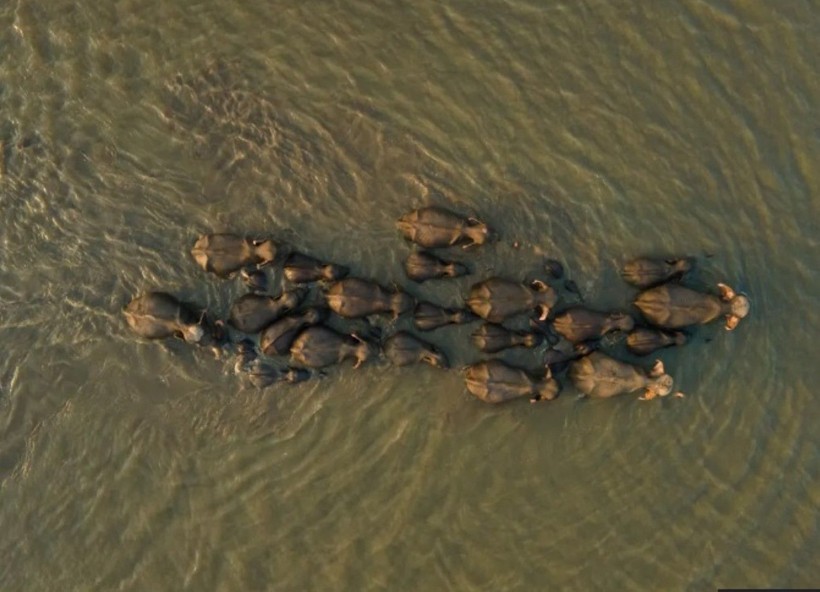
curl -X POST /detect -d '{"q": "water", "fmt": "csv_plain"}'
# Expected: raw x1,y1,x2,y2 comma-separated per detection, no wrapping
1,0,818,589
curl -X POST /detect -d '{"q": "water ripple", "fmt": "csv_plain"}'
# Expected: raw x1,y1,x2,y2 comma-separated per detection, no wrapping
0,1,818,590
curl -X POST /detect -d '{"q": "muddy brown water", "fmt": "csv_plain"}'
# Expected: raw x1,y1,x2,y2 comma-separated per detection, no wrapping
1,1,818,590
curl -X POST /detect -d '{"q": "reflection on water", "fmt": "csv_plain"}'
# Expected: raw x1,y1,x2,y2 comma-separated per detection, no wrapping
0,0,818,589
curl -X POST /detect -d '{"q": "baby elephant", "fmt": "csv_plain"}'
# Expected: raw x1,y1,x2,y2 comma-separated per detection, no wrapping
383,332,449,368
290,326,376,369
471,323,542,354
413,302,477,331
283,252,349,284
466,278,557,323
551,307,634,343
569,352,679,400
621,257,693,288
634,282,750,330
396,206,492,249
124,292,209,344
238,358,312,388
464,360,560,404
404,251,469,282
325,278,415,319
191,233,278,277
626,328,687,356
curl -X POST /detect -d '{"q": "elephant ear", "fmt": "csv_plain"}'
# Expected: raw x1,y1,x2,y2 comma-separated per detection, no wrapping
649,359,665,378
717,282,736,301
725,314,740,331
638,388,657,401
530,279,548,292
181,324,205,344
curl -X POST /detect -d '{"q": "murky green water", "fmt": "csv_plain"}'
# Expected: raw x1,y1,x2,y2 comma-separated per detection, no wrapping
1,1,818,590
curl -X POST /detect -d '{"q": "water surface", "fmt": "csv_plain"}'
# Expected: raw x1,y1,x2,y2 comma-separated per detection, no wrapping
1,1,818,590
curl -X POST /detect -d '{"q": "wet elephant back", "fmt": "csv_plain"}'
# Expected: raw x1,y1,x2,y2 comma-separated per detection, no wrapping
471,323,539,353
626,328,683,356
553,308,609,342
621,258,689,288
229,293,300,333
259,309,325,357
467,279,531,322
398,207,467,247
635,285,722,328
413,302,474,331
465,361,533,403
384,332,438,366
404,251,467,282
125,310,178,339
290,326,348,368
192,234,255,276
569,353,646,398
284,252,348,283
326,279,392,317
124,293,195,339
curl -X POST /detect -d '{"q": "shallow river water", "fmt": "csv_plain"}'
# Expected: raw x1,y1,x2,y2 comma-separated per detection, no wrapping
0,1,818,590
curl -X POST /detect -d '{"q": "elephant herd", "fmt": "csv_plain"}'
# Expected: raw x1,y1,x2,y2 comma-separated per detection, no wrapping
124,205,750,404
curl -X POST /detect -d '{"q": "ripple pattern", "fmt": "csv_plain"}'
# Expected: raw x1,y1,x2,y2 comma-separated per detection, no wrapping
0,0,818,590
